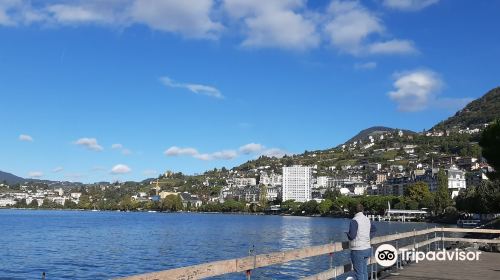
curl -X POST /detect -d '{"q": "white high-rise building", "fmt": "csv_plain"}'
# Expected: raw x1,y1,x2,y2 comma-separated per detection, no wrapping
282,166,312,202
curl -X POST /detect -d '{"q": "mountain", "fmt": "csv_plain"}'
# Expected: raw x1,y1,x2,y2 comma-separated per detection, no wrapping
0,170,25,185
433,87,500,131
343,126,416,145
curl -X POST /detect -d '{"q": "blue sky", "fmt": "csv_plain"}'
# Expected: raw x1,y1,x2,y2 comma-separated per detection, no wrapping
1,0,499,183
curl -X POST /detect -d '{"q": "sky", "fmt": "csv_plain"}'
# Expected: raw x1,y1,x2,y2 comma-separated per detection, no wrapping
1,0,499,183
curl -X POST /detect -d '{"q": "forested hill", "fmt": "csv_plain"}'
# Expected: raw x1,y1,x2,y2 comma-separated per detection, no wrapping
343,126,415,145
433,87,500,131
0,171,24,185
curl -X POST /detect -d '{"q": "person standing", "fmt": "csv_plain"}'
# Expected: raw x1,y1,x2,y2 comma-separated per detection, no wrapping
346,204,377,280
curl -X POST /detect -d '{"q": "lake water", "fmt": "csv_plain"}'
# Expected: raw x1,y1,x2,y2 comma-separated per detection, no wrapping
0,210,436,280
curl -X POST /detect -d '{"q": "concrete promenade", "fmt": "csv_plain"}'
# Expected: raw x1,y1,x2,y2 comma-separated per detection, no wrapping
386,251,500,280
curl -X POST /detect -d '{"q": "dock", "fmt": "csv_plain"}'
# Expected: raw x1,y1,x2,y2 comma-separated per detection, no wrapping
115,227,500,280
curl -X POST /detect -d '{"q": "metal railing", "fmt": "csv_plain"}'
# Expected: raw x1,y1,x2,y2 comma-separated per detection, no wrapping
115,227,500,280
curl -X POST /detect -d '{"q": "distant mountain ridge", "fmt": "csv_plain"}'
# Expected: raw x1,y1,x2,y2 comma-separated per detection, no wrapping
343,126,416,145
433,87,500,131
0,171,24,185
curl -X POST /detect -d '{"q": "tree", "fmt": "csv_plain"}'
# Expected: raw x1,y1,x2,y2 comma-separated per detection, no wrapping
281,199,301,214
300,200,319,215
16,198,27,208
28,199,39,208
259,185,268,208
318,199,333,215
323,188,340,200
120,196,134,211
64,200,78,209
162,195,183,211
78,195,92,209
479,119,500,179
434,169,452,214
404,182,434,209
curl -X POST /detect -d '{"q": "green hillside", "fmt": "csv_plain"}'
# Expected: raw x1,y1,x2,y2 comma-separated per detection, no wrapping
433,87,500,130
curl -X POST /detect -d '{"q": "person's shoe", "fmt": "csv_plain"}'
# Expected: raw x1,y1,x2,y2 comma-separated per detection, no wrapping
346,277,355,280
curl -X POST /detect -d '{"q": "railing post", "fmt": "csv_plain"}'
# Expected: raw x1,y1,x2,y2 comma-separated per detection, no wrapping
434,226,438,250
396,239,400,269
329,252,333,269
441,227,445,250
426,228,430,252
413,228,416,250
246,245,255,280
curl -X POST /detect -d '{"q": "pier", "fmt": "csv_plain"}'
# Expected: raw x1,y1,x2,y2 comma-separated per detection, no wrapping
116,227,500,280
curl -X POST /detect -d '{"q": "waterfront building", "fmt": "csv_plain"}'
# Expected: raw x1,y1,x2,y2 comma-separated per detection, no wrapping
230,177,257,187
159,191,179,199
316,176,330,188
259,172,282,187
0,197,17,207
446,165,467,198
282,166,312,202
179,192,202,208
265,186,281,202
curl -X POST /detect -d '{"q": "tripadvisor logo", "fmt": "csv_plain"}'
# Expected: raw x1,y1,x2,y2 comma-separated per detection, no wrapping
375,244,398,267
374,244,483,267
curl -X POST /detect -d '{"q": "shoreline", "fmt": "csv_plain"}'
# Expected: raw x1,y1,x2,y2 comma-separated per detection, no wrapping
0,207,449,224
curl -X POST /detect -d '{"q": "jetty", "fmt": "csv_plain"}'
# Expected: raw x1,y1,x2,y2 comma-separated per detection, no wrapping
115,227,500,280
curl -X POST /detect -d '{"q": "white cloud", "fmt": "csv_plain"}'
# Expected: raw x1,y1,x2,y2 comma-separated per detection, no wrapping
260,148,290,158
324,0,417,55
324,0,383,54
110,164,131,174
164,146,199,156
131,0,223,39
28,171,43,178
52,166,64,173
3,0,222,39
0,0,46,26
196,150,238,161
165,146,237,161
111,143,132,155
206,150,238,160
46,4,113,24
382,0,440,11
165,143,288,161
160,76,223,99
239,143,264,154
224,0,319,50
111,143,123,149
367,39,417,55
1,0,424,56
74,137,103,151
19,134,33,142
354,61,377,70
388,69,443,112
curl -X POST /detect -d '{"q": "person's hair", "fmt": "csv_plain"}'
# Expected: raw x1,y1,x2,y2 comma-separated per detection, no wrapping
356,203,364,213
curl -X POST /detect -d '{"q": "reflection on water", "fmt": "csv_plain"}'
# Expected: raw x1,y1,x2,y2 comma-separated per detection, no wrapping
0,210,435,280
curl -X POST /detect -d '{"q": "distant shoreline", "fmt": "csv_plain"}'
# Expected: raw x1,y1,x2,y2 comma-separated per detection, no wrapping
0,207,438,224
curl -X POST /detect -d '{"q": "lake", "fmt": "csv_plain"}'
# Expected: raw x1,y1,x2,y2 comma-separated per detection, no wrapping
0,209,437,279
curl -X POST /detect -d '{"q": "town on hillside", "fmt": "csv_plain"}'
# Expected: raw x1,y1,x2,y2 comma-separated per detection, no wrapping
1,88,500,219
1,122,498,222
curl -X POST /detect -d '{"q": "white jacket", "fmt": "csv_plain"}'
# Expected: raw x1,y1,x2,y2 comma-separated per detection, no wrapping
349,212,372,250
